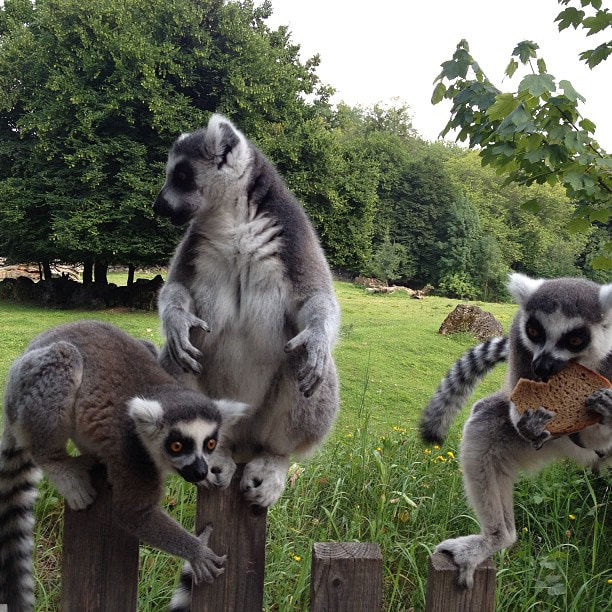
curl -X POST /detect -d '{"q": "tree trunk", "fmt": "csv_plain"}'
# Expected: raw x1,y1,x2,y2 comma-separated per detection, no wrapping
94,261,108,285
41,260,52,281
83,260,93,285
127,264,135,287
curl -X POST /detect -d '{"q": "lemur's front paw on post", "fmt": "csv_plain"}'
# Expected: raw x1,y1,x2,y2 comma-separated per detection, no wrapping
586,388,612,424
190,523,226,584
284,327,328,397
165,308,210,374
516,406,555,449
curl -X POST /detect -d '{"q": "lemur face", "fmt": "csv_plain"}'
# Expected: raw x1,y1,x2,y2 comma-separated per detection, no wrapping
163,420,219,483
128,397,221,481
521,310,596,379
509,272,612,379
152,115,250,226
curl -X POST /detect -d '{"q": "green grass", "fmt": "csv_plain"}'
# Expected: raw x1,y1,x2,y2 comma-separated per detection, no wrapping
0,281,609,611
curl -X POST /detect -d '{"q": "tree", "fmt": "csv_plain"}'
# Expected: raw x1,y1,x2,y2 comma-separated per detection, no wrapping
432,0,611,269
0,0,330,277
362,237,410,284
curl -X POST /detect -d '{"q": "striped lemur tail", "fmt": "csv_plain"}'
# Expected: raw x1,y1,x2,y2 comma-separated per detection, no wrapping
420,336,509,444
168,563,193,612
0,435,41,612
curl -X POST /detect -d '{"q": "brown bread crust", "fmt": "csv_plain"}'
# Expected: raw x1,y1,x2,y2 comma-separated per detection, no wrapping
510,362,610,434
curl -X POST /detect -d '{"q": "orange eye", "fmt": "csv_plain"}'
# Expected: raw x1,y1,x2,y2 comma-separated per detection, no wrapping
169,441,183,453
568,336,584,348
206,439,217,451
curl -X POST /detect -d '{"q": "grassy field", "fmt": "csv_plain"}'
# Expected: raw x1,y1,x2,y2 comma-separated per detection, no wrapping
0,281,609,610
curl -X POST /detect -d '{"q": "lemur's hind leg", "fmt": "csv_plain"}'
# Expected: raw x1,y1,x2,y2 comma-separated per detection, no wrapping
436,393,520,587
9,342,96,510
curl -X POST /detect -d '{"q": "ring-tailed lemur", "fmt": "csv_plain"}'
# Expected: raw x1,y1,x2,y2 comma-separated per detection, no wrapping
153,115,339,611
0,320,248,611
420,273,612,588
152,114,339,510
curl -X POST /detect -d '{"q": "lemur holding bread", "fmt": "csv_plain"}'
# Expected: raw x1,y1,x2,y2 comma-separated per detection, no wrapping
420,273,612,588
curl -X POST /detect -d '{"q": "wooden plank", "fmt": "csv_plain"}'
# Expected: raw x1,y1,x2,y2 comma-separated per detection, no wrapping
60,465,139,611
191,465,267,611
425,553,496,612
310,542,383,612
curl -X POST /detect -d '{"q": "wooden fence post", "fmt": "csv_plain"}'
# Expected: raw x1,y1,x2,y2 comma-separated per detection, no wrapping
310,542,383,612
60,465,139,611
191,465,267,611
425,553,496,612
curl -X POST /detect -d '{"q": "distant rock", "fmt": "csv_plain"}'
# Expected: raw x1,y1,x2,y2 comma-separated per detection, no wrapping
438,304,503,340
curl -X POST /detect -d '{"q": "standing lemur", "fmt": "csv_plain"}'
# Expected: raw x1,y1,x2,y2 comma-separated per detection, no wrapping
0,320,248,612
420,273,612,588
152,114,340,511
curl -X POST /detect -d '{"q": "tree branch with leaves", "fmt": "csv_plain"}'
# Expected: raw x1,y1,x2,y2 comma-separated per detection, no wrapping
432,0,611,269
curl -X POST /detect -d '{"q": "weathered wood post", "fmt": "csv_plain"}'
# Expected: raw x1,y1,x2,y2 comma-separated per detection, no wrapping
60,466,139,611
191,465,268,611
310,542,383,611
425,553,496,612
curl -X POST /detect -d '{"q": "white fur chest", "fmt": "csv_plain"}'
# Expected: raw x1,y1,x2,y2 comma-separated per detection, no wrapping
190,211,290,337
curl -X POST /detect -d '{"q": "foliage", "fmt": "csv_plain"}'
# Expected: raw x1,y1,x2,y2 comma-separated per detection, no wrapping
432,0,611,268
361,237,410,284
0,0,328,275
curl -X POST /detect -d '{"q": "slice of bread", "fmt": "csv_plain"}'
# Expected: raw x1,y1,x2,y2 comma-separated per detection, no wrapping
510,362,610,435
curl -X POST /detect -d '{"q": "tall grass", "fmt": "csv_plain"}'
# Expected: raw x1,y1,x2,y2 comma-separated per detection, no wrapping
0,282,609,610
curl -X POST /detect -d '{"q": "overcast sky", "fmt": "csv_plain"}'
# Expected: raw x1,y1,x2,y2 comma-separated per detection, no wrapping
266,0,611,150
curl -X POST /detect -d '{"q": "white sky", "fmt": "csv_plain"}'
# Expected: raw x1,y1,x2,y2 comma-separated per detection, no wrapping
267,0,611,150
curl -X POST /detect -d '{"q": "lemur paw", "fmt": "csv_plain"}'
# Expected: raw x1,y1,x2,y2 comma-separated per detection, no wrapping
516,407,555,449
586,388,612,424
435,535,494,589
52,456,98,511
240,457,287,508
164,308,210,374
284,327,328,397
190,523,226,584
202,451,236,490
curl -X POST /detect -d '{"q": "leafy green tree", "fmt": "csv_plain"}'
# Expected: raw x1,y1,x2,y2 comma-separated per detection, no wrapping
0,0,332,278
390,155,459,285
443,150,591,280
362,237,411,284
432,0,611,268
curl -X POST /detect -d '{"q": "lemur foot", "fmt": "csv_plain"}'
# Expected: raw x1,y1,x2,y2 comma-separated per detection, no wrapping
202,449,236,490
435,535,498,589
515,407,555,449
240,455,289,508
586,388,612,424
46,455,98,511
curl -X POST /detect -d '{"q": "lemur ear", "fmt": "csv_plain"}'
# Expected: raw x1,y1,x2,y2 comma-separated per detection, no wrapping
507,272,543,306
599,283,612,313
204,114,246,170
128,397,164,438
215,399,251,428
